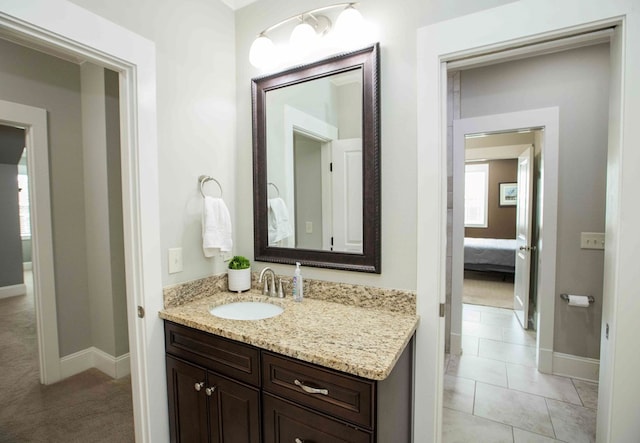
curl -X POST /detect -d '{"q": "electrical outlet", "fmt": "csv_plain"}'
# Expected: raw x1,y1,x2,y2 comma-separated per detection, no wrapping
168,248,183,274
580,232,605,250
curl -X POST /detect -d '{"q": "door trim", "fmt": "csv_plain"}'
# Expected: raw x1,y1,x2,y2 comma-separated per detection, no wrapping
452,108,559,373
0,2,164,442
0,100,59,384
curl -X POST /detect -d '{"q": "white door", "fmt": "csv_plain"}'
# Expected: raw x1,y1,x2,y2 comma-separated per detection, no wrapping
331,138,362,253
514,146,534,329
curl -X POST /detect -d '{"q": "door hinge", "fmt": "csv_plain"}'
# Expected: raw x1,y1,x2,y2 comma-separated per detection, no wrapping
439,303,446,318
137,305,145,319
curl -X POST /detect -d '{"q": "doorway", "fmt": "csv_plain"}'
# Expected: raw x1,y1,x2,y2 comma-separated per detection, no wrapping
443,38,609,443
0,39,134,439
460,132,535,312
417,2,638,441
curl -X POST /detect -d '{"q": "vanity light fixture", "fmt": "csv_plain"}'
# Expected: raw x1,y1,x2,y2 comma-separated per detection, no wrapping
248,2,366,69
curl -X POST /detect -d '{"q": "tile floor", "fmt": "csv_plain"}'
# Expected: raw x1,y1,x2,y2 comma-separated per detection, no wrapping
443,303,598,443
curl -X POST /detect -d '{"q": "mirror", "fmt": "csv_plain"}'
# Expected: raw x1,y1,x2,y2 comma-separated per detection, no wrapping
252,44,380,273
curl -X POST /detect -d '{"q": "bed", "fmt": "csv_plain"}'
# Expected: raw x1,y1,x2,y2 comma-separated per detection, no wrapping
464,237,517,274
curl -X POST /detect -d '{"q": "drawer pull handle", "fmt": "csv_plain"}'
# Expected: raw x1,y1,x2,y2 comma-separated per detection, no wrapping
194,382,205,392
205,386,216,396
294,379,328,396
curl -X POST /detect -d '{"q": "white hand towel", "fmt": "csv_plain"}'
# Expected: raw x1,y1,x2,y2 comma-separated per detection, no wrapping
202,196,232,256
268,197,293,244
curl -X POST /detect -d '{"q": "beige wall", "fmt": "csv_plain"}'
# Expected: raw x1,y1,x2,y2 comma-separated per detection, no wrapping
461,43,610,359
70,0,237,286
465,159,517,239
80,64,128,358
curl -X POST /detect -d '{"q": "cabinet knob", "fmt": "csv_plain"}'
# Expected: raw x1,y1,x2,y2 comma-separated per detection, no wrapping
295,439,304,443
194,382,205,392
205,386,216,396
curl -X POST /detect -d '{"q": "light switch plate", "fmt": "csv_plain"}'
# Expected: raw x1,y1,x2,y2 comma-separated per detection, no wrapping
168,248,183,273
305,221,313,233
581,232,605,250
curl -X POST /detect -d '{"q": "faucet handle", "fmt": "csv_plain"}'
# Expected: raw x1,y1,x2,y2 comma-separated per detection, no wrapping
270,277,277,297
277,278,284,298
262,278,270,296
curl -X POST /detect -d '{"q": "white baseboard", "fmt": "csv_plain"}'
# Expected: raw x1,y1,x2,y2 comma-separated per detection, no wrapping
0,283,26,299
553,352,600,382
60,347,130,380
23,262,32,271
538,347,554,374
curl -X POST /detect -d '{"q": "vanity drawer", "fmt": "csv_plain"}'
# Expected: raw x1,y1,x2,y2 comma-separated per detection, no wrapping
262,352,374,429
263,393,373,443
164,321,260,386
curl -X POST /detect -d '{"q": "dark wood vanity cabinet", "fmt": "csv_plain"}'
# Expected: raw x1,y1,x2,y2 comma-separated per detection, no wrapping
165,322,261,443
164,321,412,443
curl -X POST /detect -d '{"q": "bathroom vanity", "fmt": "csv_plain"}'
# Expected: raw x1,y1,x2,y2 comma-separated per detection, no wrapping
160,289,418,443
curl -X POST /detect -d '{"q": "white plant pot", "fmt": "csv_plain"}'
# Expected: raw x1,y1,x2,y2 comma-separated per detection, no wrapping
228,267,251,293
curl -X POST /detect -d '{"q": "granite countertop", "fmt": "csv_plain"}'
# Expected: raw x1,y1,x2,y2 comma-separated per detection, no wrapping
159,291,419,381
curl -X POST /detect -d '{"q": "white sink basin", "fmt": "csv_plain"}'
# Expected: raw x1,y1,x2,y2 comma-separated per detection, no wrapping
209,301,284,321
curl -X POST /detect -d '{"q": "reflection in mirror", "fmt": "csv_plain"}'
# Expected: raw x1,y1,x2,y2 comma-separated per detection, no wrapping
253,44,380,273
266,69,363,254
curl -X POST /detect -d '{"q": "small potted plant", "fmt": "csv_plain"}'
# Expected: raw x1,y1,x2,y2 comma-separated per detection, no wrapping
227,255,251,293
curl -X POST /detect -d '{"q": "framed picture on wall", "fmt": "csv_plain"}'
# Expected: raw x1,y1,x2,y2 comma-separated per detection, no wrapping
499,182,517,206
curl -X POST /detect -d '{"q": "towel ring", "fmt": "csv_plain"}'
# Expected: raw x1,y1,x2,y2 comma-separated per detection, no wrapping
199,175,223,198
268,182,280,198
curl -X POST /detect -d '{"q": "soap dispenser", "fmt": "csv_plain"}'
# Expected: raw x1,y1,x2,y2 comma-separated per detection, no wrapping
292,262,303,302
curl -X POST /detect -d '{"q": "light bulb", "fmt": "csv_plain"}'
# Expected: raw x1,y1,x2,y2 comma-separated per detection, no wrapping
290,21,318,54
249,34,276,69
334,5,366,46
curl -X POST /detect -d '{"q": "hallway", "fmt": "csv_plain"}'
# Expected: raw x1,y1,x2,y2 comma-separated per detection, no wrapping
443,304,598,442
0,272,134,442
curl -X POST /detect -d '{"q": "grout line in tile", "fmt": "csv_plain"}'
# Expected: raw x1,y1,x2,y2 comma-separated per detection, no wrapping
446,405,518,438
570,378,585,408
544,397,559,440
471,379,477,415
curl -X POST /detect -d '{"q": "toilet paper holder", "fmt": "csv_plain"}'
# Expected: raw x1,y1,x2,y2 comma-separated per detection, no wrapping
560,293,595,304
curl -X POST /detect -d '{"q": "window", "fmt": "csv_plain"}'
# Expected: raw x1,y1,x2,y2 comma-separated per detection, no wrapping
465,163,488,228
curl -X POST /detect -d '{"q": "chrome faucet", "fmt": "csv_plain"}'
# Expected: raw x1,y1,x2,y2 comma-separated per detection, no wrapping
258,267,284,298
258,267,278,297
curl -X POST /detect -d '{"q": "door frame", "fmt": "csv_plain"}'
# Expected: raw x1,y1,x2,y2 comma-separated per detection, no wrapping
0,100,60,384
452,108,559,374
0,2,165,442
416,0,639,441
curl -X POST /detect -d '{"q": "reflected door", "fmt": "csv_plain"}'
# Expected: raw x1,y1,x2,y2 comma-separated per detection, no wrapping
331,138,363,253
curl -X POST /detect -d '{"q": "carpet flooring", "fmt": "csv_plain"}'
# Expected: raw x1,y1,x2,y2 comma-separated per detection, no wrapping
463,270,515,309
0,272,134,443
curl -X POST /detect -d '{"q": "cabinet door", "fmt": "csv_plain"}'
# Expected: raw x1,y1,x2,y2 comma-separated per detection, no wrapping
166,356,209,443
208,371,261,443
263,394,372,443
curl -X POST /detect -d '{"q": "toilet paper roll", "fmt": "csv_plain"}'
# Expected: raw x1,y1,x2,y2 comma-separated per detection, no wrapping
568,294,590,307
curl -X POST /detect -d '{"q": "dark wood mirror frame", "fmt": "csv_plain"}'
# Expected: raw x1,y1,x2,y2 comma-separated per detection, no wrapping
252,43,380,273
